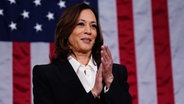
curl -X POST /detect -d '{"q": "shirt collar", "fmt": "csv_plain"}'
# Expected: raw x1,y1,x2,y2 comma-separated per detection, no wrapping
88,56,97,72
67,55,97,73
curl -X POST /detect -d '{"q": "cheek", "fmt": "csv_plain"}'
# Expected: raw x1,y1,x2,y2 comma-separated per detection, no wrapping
93,33,97,41
92,30,97,38
68,36,72,44
68,35,76,46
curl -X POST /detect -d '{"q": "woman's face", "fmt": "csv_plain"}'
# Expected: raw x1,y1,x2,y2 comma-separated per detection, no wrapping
68,9,97,54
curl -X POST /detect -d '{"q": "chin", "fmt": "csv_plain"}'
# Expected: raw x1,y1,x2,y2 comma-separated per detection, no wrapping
80,48,92,53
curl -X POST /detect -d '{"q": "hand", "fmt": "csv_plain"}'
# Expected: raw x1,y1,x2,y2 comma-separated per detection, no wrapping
91,64,103,98
101,45,114,88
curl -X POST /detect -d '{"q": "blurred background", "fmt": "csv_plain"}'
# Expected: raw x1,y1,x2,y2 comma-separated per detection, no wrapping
0,0,184,104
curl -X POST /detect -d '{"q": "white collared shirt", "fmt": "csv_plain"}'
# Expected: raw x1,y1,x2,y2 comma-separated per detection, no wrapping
68,55,97,93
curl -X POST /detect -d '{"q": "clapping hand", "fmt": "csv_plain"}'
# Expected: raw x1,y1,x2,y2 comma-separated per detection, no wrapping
101,45,114,88
91,45,114,97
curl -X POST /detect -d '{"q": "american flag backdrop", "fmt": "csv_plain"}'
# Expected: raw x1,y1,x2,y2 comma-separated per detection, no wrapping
0,0,184,104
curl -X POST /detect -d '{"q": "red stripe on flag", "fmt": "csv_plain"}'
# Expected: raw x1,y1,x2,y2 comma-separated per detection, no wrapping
13,42,31,104
151,0,174,103
116,0,138,104
49,42,55,62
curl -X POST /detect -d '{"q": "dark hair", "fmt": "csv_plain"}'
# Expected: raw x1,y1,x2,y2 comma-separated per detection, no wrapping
51,3,103,65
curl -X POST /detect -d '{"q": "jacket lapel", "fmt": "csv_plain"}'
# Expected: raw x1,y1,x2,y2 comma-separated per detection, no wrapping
57,60,87,93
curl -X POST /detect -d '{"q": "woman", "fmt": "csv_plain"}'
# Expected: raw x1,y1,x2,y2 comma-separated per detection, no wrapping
33,3,132,104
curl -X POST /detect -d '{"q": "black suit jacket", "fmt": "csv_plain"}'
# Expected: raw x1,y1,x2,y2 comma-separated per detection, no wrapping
33,60,132,104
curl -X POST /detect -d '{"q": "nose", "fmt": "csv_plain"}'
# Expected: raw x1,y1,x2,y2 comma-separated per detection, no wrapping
84,25,92,35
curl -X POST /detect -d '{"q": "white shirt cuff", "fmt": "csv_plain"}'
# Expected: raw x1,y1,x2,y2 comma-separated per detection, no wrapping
104,86,109,93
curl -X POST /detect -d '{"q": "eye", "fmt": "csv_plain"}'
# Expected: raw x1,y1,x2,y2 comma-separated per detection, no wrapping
77,22,85,26
91,24,97,29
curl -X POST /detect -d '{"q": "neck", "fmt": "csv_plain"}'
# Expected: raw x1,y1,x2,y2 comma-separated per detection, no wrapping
71,52,91,65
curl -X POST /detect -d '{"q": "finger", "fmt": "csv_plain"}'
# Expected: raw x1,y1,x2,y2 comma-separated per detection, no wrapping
101,51,107,63
101,48,106,63
105,46,113,59
101,57,106,68
103,45,112,60
104,46,113,65
101,46,108,62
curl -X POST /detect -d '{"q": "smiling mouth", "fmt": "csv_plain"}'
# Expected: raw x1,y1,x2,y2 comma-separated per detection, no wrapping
81,38,92,43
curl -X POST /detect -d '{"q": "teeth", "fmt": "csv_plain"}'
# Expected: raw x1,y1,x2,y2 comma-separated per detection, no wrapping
81,38,91,43
82,38,91,41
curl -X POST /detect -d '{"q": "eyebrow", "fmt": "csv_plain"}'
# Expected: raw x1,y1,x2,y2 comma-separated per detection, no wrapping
78,19,97,24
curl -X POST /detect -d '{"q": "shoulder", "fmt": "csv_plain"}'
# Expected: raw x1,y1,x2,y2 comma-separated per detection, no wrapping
112,63,126,69
33,60,69,71
112,63,127,73
33,61,70,76
33,63,57,72
32,63,58,78
32,61,69,76
112,63,128,80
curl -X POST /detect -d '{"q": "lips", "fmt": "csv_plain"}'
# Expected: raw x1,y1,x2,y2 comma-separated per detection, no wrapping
81,38,92,43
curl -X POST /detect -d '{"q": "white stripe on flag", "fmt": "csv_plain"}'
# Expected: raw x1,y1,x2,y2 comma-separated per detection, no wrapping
133,0,157,104
31,42,50,68
168,0,184,104
0,42,13,104
98,0,120,64
31,42,50,104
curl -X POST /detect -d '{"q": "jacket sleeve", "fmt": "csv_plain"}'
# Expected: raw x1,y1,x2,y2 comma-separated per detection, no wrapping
101,64,132,104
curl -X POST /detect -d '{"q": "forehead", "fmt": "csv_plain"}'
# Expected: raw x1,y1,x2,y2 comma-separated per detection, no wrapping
78,9,96,22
